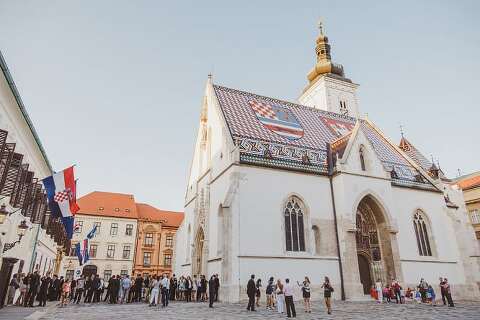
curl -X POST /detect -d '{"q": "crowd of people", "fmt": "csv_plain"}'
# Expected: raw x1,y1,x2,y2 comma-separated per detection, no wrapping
5,270,456,317
5,272,222,309
370,277,455,307
5,271,69,307
246,275,334,317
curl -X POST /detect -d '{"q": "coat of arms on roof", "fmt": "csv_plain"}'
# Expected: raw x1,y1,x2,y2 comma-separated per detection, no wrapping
248,100,304,140
320,116,355,137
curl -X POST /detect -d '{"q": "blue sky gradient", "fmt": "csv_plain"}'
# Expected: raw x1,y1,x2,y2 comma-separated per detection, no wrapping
0,1,478,210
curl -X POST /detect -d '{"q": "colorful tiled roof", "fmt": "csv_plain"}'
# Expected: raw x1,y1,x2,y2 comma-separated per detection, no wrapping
213,84,436,189
399,137,432,172
136,203,184,227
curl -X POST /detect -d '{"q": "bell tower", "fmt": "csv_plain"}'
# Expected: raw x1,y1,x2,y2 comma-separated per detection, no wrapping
299,21,360,117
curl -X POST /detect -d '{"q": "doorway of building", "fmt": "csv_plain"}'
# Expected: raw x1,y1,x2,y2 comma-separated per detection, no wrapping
357,254,372,294
355,195,396,293
82,265,97,278
0,258,18,308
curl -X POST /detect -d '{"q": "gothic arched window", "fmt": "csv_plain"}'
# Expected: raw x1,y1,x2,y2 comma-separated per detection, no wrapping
359,146,366,171
284,196,306,252
413,210,433,256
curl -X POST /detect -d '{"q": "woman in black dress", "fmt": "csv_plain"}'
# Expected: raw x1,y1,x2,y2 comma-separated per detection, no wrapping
321,276,334,315
297,276,311,313
255,279,262,307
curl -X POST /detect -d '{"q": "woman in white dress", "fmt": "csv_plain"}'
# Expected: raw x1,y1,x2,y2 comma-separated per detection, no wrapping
375,279,383,303
275,279,285,314
149,276,160,306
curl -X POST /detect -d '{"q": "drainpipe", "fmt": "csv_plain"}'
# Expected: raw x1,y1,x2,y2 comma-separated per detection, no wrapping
327,143,346,300
29,224,41,272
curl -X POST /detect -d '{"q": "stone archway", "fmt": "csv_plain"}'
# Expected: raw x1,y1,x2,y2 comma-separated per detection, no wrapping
192,228,205,276
355,195,398,292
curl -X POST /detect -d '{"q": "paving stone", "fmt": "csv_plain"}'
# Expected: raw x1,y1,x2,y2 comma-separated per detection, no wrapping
39,300,480,320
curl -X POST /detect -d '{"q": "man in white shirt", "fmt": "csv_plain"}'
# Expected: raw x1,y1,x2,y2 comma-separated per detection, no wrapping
284,279,296,318
121,275,132,304
192,275,198,302
160,274,170,307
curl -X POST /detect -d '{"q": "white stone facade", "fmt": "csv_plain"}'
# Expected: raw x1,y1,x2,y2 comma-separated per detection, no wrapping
0,51,57,276
174,72,480,303
60,214,138,279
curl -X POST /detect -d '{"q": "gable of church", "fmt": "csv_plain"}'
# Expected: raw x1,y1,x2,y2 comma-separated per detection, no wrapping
337,124,388,178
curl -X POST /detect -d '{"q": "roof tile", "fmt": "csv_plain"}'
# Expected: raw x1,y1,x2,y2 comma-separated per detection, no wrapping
213,84,434,188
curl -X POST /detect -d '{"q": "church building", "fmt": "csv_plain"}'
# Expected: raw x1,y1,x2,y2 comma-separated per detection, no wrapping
174,25,480,302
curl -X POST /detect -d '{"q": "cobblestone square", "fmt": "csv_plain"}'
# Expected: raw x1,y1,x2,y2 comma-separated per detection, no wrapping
38,300,480,320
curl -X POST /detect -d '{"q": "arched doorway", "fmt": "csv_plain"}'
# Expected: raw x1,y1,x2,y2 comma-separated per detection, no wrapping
192,228,205,276
355,195,396,294
357,254,372,294
83,265,97,278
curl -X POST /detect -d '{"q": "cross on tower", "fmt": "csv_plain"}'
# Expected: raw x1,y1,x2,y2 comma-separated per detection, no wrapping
318,19,324,35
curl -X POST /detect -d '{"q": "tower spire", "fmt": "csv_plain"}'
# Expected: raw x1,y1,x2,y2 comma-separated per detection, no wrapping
306,20,345,84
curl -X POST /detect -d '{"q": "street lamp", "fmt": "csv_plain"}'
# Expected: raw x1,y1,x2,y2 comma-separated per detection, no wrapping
0,204,8,224
2,220,29,253
17,220,29,239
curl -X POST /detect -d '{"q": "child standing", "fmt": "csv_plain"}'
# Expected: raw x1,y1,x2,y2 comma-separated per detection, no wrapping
61,279,71,307
415,290,422,304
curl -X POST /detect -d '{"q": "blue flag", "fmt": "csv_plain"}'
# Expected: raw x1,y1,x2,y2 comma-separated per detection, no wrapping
86,225,97,239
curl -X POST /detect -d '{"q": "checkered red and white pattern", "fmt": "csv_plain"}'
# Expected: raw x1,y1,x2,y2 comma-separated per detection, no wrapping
248,100,276,119
54,190,70,203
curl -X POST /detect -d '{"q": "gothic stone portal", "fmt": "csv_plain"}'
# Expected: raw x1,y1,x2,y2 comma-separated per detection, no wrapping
355,196,396,294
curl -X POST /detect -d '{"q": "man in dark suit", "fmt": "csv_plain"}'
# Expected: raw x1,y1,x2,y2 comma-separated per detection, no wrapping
246,274,256,311
92,274,101,303
84,275,94,303
27,271,40,307
57,276,64,300
208,275,215,308
214,274,220,302
133,274,143,302
113,275,120,303
108,275,116,304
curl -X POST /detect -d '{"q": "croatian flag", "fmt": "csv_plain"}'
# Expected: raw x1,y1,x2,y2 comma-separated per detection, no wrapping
75,238,89,265
42,166,80,239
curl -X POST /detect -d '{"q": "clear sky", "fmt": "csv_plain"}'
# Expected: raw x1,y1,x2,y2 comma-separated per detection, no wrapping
0,1,478,211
